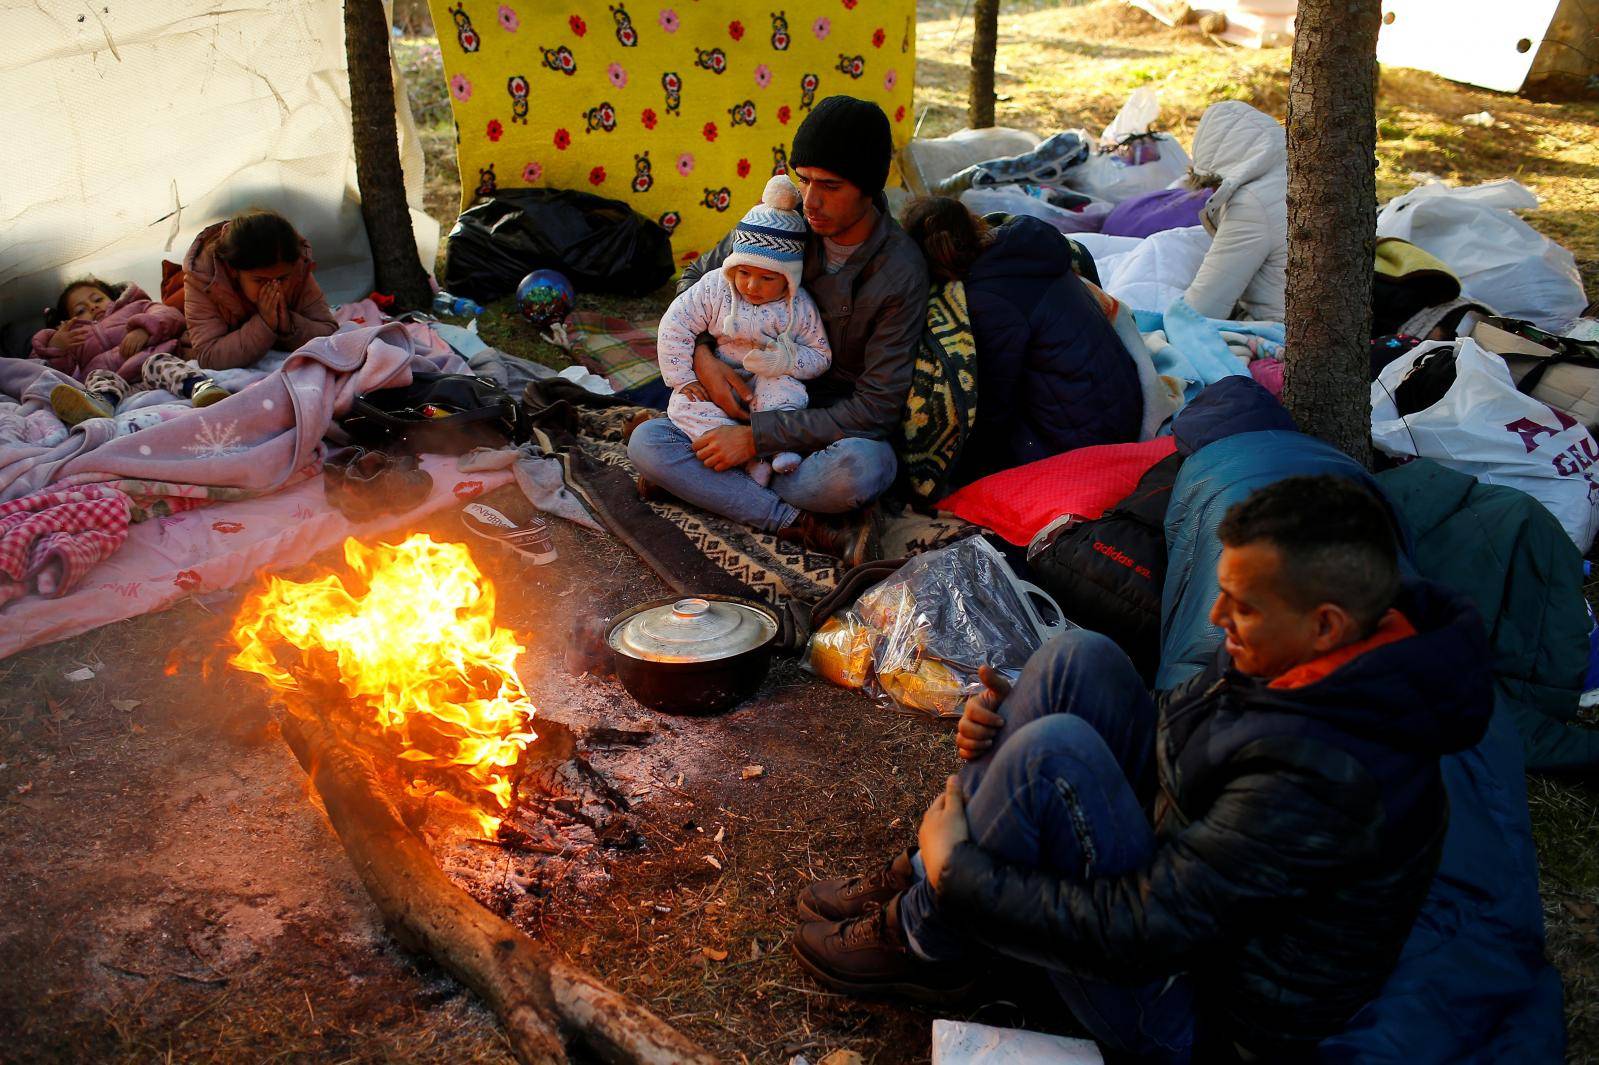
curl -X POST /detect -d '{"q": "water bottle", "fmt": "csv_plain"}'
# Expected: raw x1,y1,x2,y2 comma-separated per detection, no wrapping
432,290,484,317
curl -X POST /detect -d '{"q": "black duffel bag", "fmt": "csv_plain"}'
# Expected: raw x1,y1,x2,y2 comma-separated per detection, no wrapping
1028,451,1184,682
442,188,675,303
340,372,525,456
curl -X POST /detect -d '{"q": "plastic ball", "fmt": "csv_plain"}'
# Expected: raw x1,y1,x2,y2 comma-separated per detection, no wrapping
515,269,575,329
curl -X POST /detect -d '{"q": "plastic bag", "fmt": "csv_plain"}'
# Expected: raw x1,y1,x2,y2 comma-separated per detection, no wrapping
960,187,1113,236
1060,139,1190,205
442,188,675,303
1101,86,1161,148
1376,180,1586,332
1372,337,1599,551
804,536,1072,718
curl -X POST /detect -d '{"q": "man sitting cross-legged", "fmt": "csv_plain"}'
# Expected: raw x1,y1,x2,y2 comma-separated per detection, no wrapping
629,95,929,568
791,476,1493,1062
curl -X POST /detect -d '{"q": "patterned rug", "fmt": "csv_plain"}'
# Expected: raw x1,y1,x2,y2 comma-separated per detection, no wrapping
559,403,972,606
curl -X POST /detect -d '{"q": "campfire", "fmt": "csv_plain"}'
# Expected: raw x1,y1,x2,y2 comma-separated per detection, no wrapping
229,533,537,834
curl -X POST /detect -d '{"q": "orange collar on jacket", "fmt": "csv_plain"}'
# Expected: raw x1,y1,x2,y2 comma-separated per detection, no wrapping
1267,609,1418,691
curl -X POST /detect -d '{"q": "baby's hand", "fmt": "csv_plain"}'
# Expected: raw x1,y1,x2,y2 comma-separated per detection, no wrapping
743,345,793,377
119,327,151,357
679,381,709,403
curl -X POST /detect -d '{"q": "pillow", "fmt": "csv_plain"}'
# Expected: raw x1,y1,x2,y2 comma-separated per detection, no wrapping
938,436,1178,546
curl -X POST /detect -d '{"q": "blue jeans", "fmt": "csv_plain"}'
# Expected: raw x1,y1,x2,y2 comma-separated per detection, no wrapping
899,631,1196,1063
627,418,897,532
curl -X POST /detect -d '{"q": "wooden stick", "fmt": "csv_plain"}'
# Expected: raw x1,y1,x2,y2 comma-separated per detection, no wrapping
282,714,717,1065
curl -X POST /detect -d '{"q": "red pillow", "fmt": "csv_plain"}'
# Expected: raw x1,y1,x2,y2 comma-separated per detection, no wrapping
939,437,1179,545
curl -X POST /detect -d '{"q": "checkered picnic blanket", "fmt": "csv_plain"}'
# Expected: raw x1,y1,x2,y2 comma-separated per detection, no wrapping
561,312,663,393
0,483,132,607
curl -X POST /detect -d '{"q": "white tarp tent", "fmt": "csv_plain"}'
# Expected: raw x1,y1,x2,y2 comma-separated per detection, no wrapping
1125,0,1595,95
0,0,436,342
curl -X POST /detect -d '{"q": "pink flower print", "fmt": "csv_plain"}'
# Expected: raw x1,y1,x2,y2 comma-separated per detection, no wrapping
487,118,504,142
522,161,544,183
608,62,628,88
676,152,695,176
812,16,830,40
883,69,898,92
753,63,772,89
449,73,473,102
658,8,679,33
497,5,519,31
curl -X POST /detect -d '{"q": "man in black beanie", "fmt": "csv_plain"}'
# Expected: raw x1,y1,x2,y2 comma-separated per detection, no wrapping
629,96,929,567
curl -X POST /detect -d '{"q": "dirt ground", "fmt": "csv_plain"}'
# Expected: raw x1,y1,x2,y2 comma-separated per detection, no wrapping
0,498,1037,1064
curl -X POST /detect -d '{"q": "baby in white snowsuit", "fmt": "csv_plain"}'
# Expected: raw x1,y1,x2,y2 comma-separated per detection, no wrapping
657,174,831,486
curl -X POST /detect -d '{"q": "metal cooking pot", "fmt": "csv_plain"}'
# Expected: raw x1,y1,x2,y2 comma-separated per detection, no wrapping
606,595,779,714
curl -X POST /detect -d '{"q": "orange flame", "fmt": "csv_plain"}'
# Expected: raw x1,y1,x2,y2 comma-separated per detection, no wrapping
228,534,536,833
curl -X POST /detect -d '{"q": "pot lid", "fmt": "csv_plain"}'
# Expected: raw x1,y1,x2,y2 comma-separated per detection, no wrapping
609,597,777,664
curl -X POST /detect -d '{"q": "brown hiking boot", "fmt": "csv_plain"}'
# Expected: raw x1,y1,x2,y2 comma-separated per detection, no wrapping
778,507,880,569
797,849,917,922
791,897,974,1003
636,474,673,503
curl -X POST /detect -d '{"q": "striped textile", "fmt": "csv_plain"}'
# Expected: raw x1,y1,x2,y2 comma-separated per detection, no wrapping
563,312,663,393
900,281,978,503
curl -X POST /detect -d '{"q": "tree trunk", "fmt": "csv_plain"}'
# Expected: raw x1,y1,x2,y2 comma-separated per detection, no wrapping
345,0,433,311
1280,0,1382,466
969,0,1000,129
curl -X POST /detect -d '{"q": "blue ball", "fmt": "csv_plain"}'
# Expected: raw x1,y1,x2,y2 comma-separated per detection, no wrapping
515,269,575,329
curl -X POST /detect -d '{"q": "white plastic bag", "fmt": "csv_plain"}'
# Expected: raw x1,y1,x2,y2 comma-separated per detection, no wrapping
1372,338,1599,551
1376,180,1586,332
960,187,1113,236
1101,86,1161,147
1060,143,1189,205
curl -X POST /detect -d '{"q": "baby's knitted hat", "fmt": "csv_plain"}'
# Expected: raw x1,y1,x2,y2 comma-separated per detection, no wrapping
721,175,807,302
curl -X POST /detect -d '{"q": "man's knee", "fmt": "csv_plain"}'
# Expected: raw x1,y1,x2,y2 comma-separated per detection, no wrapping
985,714,1117,795
1034,628,1131,678
824,438,897,510
626,416,684,477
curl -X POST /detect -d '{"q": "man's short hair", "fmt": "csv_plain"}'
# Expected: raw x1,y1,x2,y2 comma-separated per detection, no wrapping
1217,476,1400,632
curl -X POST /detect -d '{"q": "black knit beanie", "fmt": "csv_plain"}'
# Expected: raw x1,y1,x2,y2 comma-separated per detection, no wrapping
789,96,893,197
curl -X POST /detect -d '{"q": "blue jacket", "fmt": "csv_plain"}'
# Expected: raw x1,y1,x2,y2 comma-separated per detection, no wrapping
956,216,1142,484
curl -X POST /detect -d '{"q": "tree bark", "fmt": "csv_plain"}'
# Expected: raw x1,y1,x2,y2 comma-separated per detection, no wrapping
969,0,1000,129
1280,0,1382,466
345,0,433,311
281,714,718,1065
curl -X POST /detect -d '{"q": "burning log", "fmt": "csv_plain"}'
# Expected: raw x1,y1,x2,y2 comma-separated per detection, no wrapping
283,712,716,1065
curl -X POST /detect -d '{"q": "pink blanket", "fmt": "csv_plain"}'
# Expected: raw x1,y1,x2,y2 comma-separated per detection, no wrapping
0,455,511,659
0,323,456,503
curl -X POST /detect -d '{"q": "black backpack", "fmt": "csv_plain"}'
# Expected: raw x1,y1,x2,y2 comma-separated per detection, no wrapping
340,372,525,455
1028,452,1184,682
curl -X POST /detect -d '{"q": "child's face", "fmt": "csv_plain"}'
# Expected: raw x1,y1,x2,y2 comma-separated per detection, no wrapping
235,261,297,305
64,285,113,323
732,265,787,306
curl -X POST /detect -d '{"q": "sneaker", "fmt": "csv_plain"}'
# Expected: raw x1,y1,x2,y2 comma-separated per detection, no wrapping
51,384,114,425
190,381,230,408
797,849,917,922
791,898,975,1004
461,502,558,565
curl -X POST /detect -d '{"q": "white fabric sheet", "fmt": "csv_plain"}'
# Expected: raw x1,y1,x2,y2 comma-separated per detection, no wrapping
0,0,437,330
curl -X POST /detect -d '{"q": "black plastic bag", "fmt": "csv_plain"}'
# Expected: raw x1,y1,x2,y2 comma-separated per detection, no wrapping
340,372,525,456
442,188,675,302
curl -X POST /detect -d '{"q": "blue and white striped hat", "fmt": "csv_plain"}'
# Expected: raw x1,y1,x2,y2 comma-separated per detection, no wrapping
722,175,807,302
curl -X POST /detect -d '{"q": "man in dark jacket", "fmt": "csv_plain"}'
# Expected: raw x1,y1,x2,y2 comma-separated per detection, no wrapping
629,96,929,566
792,476,1493,1061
